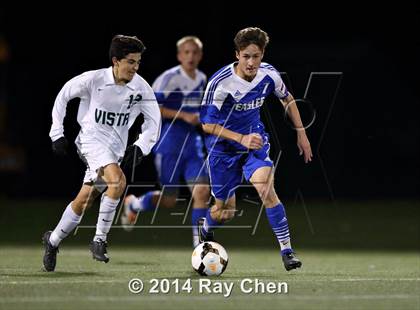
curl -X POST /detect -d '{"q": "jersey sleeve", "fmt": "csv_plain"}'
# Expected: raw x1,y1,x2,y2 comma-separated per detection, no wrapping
200,80,228,125
133,84,161,156
266,65,289,99
151,71,176,106
49,71,94,141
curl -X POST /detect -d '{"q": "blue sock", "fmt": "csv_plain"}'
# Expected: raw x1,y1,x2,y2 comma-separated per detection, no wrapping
138,191,155,212
266,203,293,255
202,208,223,237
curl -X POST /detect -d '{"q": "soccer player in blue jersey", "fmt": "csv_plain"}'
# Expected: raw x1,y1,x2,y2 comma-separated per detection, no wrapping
121,36,210,247
199,27,313,271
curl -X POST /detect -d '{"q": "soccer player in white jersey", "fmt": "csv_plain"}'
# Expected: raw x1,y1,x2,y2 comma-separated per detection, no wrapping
42,35,161,272
120,36,210,248
199,27,313,271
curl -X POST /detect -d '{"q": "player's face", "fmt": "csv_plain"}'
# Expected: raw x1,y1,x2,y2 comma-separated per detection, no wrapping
235,44,264,81
177,41,202,73
113,53,141,84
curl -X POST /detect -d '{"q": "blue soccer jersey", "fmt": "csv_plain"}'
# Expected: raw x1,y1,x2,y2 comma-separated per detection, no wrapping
200,62,288,200
200,62,288,155
152,65,208,188
153,65,206,155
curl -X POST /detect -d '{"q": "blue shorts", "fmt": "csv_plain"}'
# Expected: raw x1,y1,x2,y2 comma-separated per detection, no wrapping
154,149,209,193
207,141,273,201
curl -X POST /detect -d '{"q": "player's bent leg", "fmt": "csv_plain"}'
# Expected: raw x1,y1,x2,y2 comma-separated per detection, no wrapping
90,164,125,263
120,194,141,231
120,191,177,231
198,196,236,243
249,166,279,207
250,166,302,271
72,183,103,215
100,163,126,199
190,183,211,209
212,198,236,222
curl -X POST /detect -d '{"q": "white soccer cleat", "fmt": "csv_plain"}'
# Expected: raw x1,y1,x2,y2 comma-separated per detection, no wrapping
120,195,139,232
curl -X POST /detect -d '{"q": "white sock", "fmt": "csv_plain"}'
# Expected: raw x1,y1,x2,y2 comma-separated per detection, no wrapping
192,235,200,248
49,203,82,247
129,195,142,212
280,239,293,253
94,194,120,242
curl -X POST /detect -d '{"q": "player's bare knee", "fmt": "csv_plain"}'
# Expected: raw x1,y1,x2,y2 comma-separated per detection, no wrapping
107,173,126,197
119,172,126,192
255,183,277,206
192,185,210,203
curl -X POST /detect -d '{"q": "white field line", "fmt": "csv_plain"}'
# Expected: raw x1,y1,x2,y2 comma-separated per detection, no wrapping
1,278,419,285
0,294,417,303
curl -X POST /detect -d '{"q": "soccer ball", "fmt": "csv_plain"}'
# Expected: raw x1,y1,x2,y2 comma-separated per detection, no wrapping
191,242,228,276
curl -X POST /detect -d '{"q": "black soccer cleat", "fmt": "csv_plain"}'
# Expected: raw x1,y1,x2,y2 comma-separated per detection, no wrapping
89,239,110,263
197,217,215,243
42,231,59,272
282,252,302,271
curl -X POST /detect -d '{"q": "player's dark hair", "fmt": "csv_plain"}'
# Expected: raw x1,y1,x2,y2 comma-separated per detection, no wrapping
109,35,146,64
234,27,269,52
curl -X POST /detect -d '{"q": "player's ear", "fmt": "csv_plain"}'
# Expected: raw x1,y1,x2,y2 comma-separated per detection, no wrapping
235,50,240,60
112,56,119,67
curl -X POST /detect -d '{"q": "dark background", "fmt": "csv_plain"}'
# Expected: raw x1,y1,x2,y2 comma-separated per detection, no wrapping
0,4,419,201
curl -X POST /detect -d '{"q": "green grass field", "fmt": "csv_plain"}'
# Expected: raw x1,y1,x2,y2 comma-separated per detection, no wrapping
0,246,419,310
0,199,419,309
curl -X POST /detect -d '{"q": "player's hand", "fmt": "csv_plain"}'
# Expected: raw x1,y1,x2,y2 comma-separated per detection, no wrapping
181,112,200,126
121,145,144,171
52,137,69,156
239,133,263,149
297,131,312,163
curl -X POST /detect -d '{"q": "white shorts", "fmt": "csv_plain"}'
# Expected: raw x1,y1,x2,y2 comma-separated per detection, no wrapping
76,140,123,187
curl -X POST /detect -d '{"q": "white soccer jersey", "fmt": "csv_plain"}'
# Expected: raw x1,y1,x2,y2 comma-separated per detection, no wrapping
49,67,161,157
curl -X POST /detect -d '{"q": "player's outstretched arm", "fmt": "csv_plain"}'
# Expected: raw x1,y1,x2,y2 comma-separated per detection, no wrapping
280,94,313,163
202,123,263,150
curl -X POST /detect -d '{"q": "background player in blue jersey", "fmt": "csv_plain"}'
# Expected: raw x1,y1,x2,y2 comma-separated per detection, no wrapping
199,27,313,271
121,36,210,247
